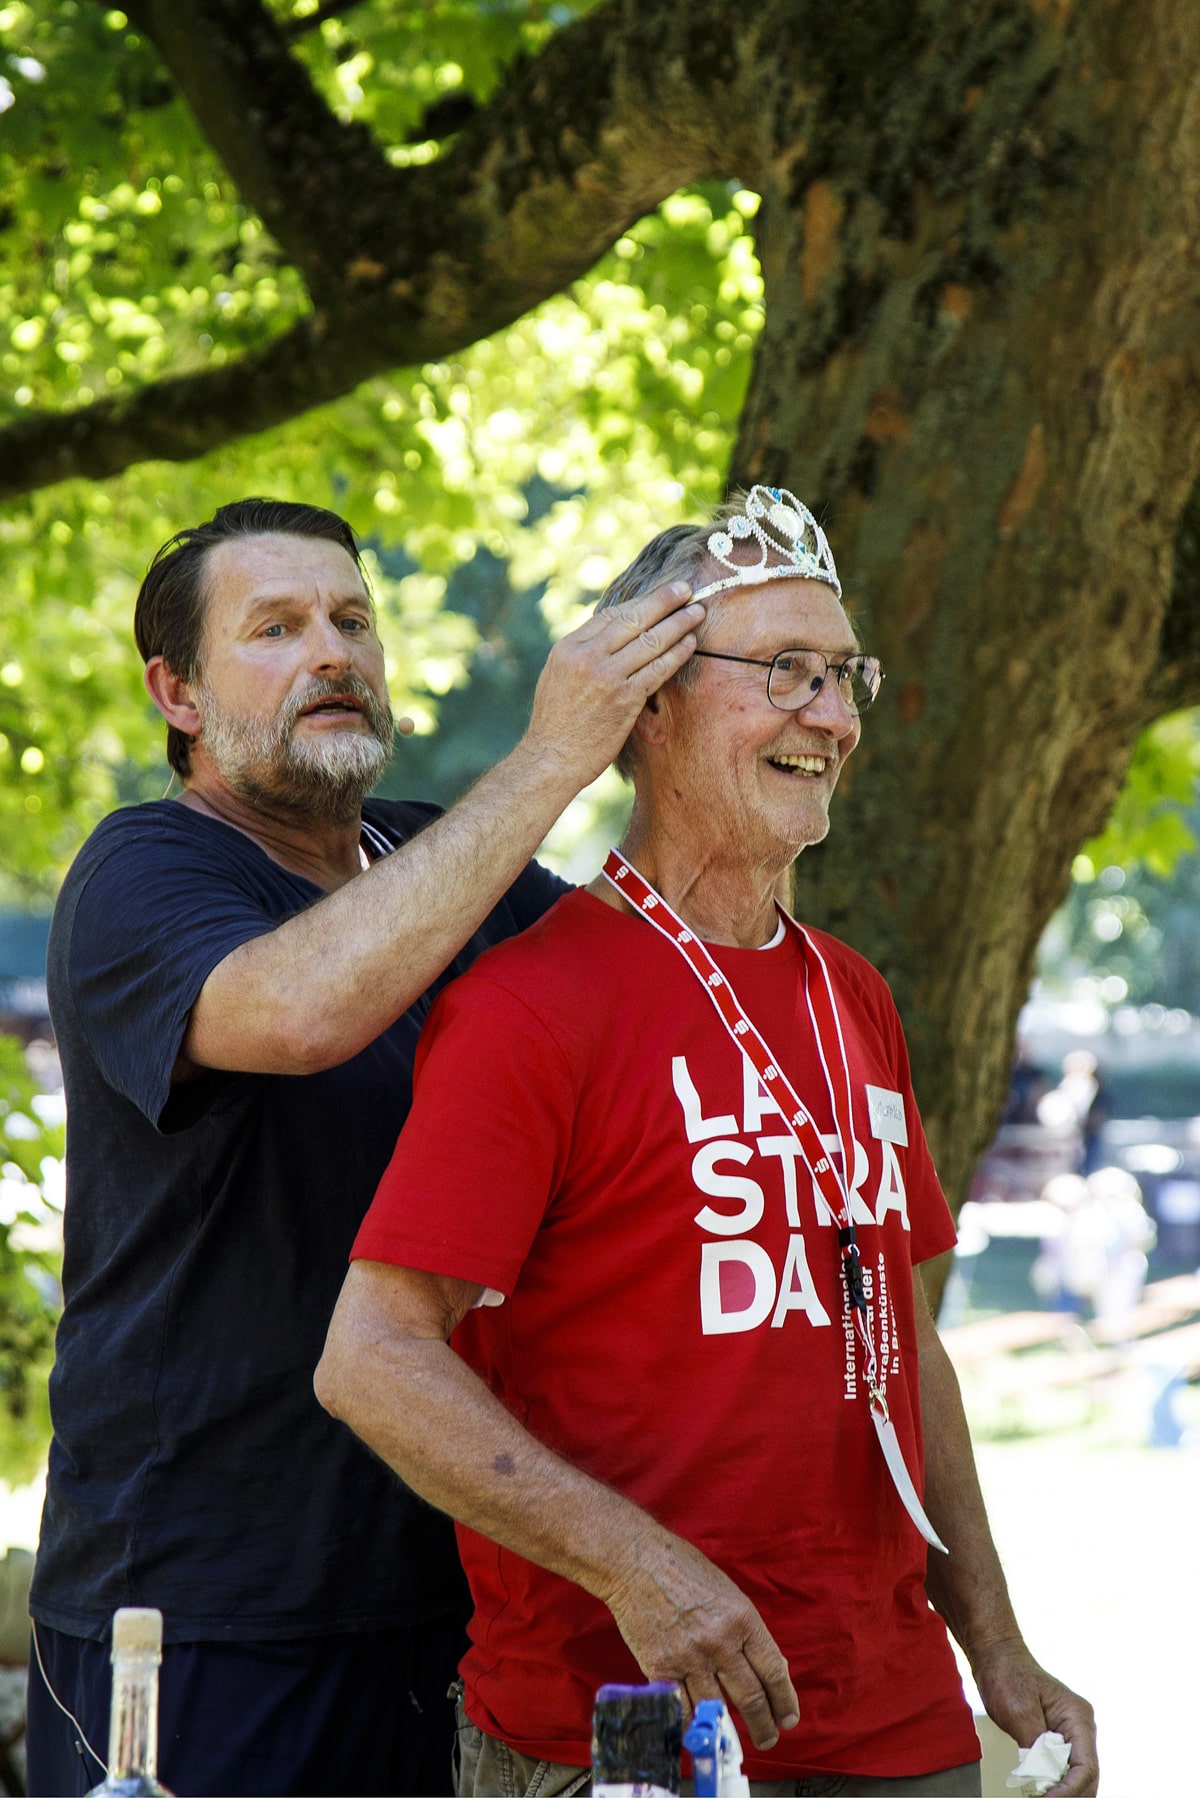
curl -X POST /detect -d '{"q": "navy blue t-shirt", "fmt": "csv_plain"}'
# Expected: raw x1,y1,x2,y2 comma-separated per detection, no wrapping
30,798,568,1644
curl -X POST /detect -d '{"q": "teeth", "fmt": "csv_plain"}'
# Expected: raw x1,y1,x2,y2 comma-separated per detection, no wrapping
770,753,827,774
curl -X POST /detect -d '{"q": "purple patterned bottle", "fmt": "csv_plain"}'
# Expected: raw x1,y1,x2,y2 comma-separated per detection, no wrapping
592,1681,682,1796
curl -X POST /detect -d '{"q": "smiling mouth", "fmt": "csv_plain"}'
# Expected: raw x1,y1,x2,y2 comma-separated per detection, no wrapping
767,752,830,776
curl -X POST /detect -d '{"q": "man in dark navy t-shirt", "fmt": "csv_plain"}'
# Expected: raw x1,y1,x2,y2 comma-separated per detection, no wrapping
26,497,705,1798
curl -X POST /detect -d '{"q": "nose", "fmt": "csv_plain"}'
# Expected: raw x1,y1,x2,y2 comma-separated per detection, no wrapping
801,668,859,739
307,611,353,673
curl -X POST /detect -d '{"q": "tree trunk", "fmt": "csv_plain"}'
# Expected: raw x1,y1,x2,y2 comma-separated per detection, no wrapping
729,0,1200,1239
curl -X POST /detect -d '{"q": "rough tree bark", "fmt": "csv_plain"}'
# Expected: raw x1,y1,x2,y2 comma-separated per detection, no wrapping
4,0,1200,1246
732,1,1200,1223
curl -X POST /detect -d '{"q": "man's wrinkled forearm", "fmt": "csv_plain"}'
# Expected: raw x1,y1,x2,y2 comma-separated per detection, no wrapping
316,1269,671,1601
184,743,579,1076
315,1262,798,1750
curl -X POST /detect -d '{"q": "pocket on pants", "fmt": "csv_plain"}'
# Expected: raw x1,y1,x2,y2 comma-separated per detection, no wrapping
516,1748,589,1797
451,1703,589,1799
451,1693,484,1797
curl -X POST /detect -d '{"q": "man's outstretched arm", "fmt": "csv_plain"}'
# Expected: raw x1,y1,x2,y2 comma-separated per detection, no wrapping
913,1270,1099,1797
315,1259,799,1753
184,583,704,1076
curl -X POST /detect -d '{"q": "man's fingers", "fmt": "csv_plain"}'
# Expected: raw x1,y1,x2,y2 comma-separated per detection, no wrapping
680,1672,721,1721
1050,1699,1098,1797
715,1624,799,1750
596,580,699,643
743,1629,800,1733
608,609,705,682
712,1659,780,1750
615,629,699,695
679,1647,784,1753
559,581,697,649
1048,1741,1099,1799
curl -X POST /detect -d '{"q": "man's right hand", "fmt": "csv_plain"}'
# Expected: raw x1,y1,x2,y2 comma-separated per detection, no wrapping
521,582,704,787
602,1531,799,1752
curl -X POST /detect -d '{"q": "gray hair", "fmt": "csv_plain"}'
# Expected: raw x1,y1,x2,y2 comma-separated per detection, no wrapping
594,491,761,777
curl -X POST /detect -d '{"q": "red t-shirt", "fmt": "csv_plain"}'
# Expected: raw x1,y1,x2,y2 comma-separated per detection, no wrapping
354,890,978,1778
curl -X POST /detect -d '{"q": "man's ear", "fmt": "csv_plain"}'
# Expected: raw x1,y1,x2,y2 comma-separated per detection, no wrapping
631,683,676,751
144,656,201,742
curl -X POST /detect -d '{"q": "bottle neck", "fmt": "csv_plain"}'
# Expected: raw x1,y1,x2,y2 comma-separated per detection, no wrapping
107,1649,160,1783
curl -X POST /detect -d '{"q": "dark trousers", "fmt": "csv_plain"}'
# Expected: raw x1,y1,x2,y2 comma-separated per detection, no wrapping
26,1613,466,1797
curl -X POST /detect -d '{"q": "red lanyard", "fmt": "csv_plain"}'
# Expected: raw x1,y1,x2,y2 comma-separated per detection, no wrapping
602,849,949,1552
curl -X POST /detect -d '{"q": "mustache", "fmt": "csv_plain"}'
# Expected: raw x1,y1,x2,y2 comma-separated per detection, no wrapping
280,674,394,742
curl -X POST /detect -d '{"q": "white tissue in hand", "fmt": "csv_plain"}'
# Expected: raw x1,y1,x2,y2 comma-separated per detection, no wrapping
1006,1731,1071,1796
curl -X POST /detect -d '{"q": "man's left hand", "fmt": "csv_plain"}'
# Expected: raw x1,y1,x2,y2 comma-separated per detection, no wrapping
972,1638,1098,1796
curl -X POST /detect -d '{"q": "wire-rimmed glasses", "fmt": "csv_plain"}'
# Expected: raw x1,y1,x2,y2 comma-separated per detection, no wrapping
692,647,884,714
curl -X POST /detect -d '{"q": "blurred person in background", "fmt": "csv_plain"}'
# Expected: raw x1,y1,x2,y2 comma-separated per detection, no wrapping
1001,1037,1052,1127
25,497,704,1799
1036,1052,1111,1178
1034,1169,1155,1339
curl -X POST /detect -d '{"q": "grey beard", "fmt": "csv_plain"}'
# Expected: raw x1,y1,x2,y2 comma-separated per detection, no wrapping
196,676,395,825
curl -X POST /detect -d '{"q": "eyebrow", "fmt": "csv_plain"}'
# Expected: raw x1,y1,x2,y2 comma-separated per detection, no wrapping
721,635,864,660
238,588,374,618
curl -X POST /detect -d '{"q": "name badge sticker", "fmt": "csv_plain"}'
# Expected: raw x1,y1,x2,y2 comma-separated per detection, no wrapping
866,1085,908,1146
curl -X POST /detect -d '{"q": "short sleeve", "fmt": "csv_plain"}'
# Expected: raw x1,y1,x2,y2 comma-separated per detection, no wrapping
352,974,576,1294
504,858,573,931
62,824,278,1128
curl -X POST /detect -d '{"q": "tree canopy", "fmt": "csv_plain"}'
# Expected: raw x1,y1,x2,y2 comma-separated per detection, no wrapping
0,0,778,896
3,0,1200,1236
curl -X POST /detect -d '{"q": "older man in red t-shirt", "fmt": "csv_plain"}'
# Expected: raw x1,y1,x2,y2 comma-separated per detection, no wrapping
318,489,1098,1799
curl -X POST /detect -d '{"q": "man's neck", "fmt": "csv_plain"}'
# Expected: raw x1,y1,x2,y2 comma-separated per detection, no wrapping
588,816,789,949
176,773,365,892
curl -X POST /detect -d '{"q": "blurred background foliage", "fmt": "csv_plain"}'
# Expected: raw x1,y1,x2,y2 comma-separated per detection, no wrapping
1039,713,1200,1015
0,0,767,1459
0,0,764,898
0,0,1199,1472
0,1036,61,1485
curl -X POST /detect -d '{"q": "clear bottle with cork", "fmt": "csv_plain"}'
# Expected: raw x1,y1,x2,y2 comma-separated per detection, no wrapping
86,1607,173,1797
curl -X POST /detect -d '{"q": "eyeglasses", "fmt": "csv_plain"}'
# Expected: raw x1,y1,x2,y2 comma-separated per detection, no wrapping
692,647,884,714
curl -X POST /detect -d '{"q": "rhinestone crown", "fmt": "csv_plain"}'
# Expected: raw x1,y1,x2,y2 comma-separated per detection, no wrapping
692,486,841,601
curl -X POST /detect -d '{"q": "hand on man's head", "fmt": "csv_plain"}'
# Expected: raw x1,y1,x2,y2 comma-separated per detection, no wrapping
521,582,704,789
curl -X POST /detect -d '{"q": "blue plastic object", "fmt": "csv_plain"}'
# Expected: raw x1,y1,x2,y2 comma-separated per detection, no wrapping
683,1700,749,1798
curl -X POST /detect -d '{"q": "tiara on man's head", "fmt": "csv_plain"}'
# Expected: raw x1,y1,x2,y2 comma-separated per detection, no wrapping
691,486,841,601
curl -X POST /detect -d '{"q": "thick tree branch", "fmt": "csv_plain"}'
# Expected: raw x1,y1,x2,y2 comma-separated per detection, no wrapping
120,0,393,297
2,0,794,501
0,318,379,497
